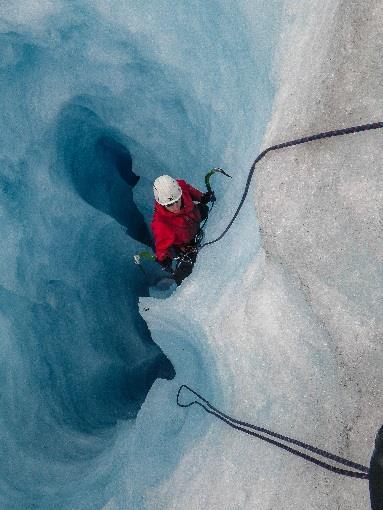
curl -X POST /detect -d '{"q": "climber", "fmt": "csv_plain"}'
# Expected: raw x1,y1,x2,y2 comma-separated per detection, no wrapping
151,175,214,285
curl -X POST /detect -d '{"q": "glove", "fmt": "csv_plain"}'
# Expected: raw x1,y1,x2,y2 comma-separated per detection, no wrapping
200,190,215,204
157,257,173,272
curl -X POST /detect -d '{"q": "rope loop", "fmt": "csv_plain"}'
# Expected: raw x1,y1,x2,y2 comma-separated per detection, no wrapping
177,385,370,480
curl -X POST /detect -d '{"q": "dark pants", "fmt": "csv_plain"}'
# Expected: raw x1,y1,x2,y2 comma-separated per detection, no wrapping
172,203,209,285
173,251,198,285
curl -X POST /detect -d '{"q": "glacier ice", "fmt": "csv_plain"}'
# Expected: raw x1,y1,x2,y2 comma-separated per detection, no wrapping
0,0,381,509
0,0,277,508
138,2,382,510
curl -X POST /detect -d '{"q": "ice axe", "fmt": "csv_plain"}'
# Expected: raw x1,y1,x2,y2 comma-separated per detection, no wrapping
133,251,156,275
204,167,232,195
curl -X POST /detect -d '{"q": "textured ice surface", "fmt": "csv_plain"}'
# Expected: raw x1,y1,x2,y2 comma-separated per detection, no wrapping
0,1,278,509
1,0,380,509
139,2,382,510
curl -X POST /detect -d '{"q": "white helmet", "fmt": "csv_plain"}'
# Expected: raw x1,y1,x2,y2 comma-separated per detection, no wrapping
153,175,182,206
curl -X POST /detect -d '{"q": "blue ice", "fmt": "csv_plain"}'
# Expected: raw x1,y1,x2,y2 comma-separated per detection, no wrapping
0,1,279,508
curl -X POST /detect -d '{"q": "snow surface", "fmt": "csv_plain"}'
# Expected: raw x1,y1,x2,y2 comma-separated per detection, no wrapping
0,0,381,509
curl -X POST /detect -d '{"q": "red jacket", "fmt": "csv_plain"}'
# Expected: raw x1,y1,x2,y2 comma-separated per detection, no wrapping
151,179,203,262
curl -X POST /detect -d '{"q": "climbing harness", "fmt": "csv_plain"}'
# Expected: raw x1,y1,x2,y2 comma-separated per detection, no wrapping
177,385,370,480
200,121,383,248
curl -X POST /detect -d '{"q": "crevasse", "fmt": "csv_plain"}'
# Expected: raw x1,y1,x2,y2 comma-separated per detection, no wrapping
0,1,278,509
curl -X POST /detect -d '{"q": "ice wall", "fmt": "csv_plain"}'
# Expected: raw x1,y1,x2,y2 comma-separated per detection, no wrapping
0,1,279,509
254,2,383,505
3,0,378,509
138,1,382,510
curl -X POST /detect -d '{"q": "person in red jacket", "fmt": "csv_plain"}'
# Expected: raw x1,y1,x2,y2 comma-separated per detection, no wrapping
151,175,214,285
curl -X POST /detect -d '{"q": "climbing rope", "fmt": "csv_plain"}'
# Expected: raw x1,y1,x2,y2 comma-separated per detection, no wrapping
176,122,383,479
200,120,383,248
177,385,370,479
